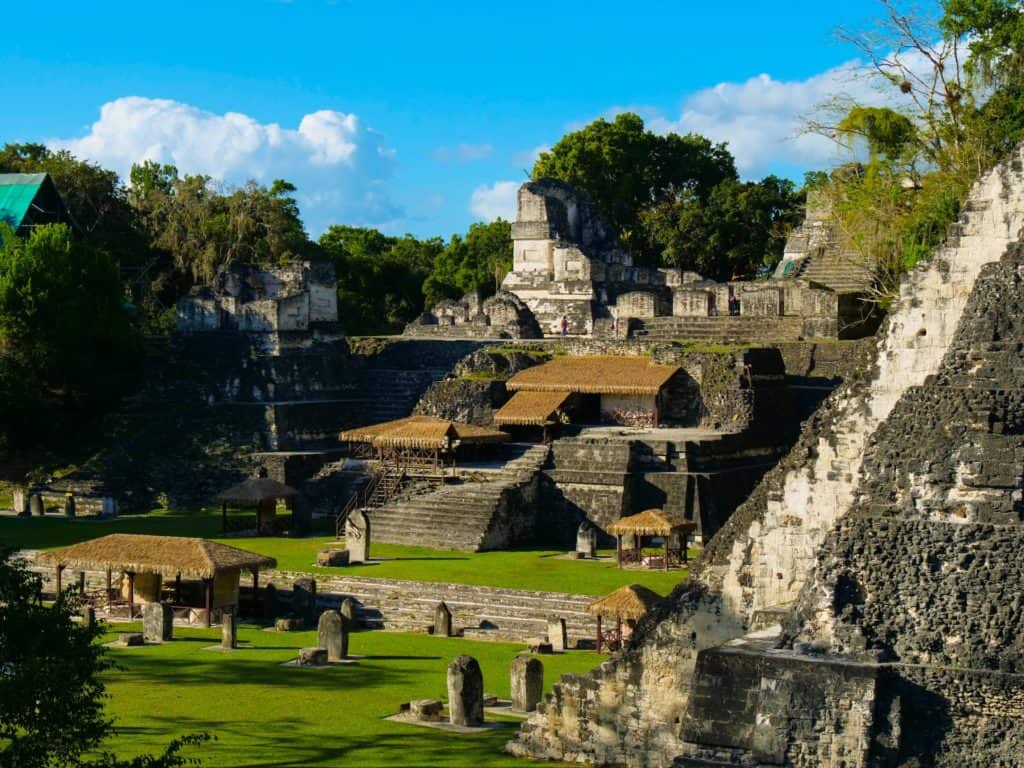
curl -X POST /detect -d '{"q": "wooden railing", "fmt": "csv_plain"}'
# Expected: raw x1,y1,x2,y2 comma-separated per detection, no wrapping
334,466,406,538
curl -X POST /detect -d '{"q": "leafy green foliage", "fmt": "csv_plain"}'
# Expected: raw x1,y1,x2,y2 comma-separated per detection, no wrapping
837,107,918,161
638,176,801,280
422,219,512,308
0,143,148,271
941,0,1024,84
0,224,142,448
0,549,207,768
130,162,311,288
319,225,442,335
532,113,738,265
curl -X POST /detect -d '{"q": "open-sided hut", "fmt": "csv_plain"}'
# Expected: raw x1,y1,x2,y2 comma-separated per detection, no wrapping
38,534,275,627
339,415,507,474
588,584,663,652
606,509,695,570
493,390,572,441
214,471,298,535
504,355,682,427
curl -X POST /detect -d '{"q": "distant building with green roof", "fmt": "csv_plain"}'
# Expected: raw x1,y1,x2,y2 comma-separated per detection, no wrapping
0,173,77,236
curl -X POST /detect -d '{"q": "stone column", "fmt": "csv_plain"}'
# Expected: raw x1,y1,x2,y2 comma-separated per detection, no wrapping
510,655,544,712
447,655,484,726
292,578,317,625
63,494,76,519
143,602,174,642
81,605,96,632
345,509,371,563
576,521,597,558
547,616,567,653
340,597,358,626
30,494,43,516
317,609,346,661
221,609,238,649
434,601,453,637
12,488,27,516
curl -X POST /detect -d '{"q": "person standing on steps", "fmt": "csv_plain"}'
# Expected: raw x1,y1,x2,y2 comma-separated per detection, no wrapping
560,315,568,337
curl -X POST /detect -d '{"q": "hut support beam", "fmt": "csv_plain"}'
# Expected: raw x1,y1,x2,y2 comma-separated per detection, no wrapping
203,579,212,628
127,571,135,620
596,615,603,654
106,568,112,601
55,565,64,598
251,569,259,619
175,573,182,604
616,535,622,568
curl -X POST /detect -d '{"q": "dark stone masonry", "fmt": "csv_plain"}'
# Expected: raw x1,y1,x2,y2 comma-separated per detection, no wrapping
508,143,1024,767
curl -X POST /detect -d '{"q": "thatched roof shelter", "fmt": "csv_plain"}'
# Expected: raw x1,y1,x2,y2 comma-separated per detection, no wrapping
494,390,571,427
339,415,507,450
588,584,663,621
38,534,276,579
214,477,298,507
607,509,692,537
506,355,680,396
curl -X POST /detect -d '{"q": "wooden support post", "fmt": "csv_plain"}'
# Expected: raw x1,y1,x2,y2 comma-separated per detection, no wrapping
106,568,112,601
127,571,135,620
204,579,212,628
175,573,182,604
251,569,259,619
616,617,622,651
596,615,603,654
78,570,86,592
616,535,622,568
55,565,64,598
664,538,669,571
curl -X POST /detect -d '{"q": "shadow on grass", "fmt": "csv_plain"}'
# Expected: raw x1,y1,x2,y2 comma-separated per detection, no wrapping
116,713,522,768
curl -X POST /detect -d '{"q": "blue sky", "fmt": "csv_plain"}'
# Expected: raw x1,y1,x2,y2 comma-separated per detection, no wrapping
1,0,937,239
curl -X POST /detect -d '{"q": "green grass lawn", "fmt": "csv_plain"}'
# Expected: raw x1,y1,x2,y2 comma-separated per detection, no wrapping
0,508,690,597
97,622,601,767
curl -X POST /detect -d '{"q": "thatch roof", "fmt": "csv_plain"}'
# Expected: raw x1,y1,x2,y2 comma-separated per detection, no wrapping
38,534,276,579
588,584,664,620
494,390,571,426
607,509,694,537
506,355,680,396
339,415,508,450
214,477,298,506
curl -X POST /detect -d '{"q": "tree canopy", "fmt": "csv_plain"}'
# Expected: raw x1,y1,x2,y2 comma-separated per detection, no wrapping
0,224,142,448
532,113,738,266
422,219,512,308
0,550,206,768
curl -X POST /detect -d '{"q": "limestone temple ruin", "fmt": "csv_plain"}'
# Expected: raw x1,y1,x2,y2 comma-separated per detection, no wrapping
506,142,1024,766
13,141,1024,768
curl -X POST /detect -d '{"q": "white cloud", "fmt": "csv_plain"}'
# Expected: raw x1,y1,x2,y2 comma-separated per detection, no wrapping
469,180,518,221
646,51,936,177
433,143,493,163
53,96,401,234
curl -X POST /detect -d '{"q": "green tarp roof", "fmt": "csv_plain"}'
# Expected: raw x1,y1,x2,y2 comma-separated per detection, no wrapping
0,173,47,230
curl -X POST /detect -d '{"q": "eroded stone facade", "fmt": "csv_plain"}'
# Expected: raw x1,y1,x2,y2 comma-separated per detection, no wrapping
508,145,1024,767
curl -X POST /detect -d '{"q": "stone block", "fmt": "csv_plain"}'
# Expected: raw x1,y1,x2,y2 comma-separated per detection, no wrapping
447,655,484,726
576,521,597,558
511,656,544,712
221,610,238,649
345,509,371,563
316,548,350,567
118,632,144,647
11,488,27,515
547,617,567,653
317,609,348,661
340,597,358,625
275,617,304,632
291,577,317,624
410,699,444,722
527,640,554,655
297,647,328,667
29,494,43,516
143,601,173,642
81,606,96,631
434,601,453,637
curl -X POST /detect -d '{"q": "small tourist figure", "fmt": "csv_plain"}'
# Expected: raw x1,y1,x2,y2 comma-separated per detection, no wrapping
560,315,568,337
728,291,740,316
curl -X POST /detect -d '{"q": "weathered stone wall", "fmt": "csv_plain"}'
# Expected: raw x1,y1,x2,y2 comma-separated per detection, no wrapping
509,142,1024,768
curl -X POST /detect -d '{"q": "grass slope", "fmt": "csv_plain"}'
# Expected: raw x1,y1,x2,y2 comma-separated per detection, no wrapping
0,508,689,596
99,622,601,767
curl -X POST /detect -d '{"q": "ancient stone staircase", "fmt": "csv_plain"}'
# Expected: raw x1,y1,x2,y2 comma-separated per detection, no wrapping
631,315,806,343
367,444,551,551
798,249,874,293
